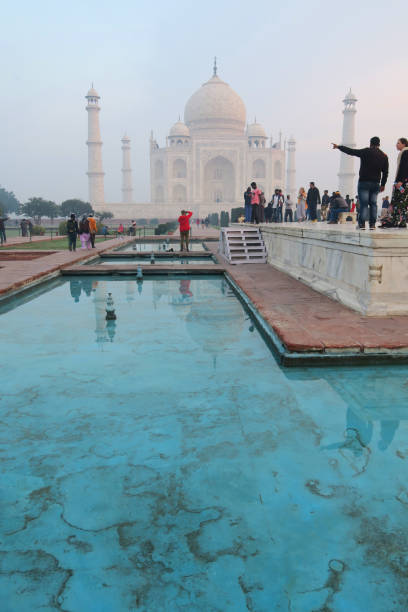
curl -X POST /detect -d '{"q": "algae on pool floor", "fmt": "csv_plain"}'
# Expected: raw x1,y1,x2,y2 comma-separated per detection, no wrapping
1,275,408,611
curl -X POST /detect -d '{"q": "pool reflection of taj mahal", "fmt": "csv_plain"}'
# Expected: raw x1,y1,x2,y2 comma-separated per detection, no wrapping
87,60,296,218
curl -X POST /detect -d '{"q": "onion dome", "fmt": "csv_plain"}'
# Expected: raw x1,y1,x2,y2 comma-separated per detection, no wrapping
184,74,246,135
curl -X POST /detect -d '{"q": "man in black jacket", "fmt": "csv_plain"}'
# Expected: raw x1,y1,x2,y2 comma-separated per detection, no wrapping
306,182,321,222
332,137,388,230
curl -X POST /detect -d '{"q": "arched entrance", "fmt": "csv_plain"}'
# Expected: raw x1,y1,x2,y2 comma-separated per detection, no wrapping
172,184,187,202
204,156,235,203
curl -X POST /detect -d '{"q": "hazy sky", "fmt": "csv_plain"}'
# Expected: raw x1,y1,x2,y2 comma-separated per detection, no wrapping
1,0,406,204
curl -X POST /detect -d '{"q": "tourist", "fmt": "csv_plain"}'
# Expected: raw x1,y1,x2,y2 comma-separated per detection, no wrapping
88,213,97,248
306,182,321,223
117,223,124,238
66,213,78,251
327,191,348,223
265,199,273,223
380,197,390,219
178,209,193,251
390,137,408,228
102,225,109,238
321,190,330,221
296,187,307,221
277,189,284,222
250,182,262,224
27,219,33,238
350,198,356,213
332,136,389,230
20,218,27,237
271,189,283,222
284,195,293,222
259,191,266,223
244,187,252,222
0,216,8,244
78,215,91,249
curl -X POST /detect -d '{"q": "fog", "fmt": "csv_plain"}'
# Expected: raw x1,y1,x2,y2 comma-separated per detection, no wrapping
0,0,406,205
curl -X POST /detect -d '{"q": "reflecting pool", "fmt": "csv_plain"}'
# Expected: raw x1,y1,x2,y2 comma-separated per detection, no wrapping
1,275,408,611
118,241,206,252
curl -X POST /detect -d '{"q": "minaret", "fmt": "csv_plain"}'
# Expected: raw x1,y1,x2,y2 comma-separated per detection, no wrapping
338,89,357,197
121,134,133,203
286,136,296,203
85,85,105,209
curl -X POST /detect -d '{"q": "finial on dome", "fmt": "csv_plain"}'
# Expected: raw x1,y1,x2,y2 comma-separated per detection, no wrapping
213,56,217,77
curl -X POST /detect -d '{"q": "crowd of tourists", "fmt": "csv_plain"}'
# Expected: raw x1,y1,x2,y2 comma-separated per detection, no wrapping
244,137,408,230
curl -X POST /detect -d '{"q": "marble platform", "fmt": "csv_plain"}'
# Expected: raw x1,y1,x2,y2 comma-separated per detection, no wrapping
260,223,408,316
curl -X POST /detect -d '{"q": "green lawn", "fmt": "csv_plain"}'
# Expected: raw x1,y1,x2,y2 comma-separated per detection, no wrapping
0,236,114,250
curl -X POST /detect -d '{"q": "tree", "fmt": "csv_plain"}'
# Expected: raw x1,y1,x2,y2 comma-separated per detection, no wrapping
149,218,159,226
60,199,93,218
21,198,59,224
0,186,20,213
95,211,114,222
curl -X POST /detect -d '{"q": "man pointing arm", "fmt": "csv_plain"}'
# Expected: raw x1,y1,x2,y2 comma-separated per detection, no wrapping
332,137,388,229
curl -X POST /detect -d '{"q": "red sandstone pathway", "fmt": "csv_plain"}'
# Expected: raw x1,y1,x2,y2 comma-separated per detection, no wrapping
207,244,408,356
0,235,54,247
0,237,134,296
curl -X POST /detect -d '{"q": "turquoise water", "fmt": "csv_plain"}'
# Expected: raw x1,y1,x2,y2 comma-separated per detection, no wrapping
95,256,215,266
1,275,408,611
118,241,206,252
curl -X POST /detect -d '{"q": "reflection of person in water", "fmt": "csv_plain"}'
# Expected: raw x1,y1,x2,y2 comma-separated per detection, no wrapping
378,420,399,450
179,280,193,300
322,407,399,459
81,278,93,297
70,280,82,302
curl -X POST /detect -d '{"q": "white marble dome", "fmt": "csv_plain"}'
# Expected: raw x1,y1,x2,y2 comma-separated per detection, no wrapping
184,75,246,134
247,122,266,138
169,120,190,138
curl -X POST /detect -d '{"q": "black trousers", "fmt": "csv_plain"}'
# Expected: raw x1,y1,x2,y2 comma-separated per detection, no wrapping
90,233,96,248
68,233,77,251
251,205,259,224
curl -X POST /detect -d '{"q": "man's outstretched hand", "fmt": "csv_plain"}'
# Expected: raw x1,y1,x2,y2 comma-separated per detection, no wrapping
331,143,338,149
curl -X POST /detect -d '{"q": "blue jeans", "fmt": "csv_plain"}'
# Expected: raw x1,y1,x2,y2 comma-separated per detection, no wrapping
328,207,348,222
357,181,380,227
273,207,282,222
244,203,252,222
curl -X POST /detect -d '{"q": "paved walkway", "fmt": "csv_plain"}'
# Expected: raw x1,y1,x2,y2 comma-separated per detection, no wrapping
0,235,54,247
0,237,134,297
206,244,408,362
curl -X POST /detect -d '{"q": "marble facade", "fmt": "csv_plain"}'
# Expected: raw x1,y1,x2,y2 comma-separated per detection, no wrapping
260,224,408,316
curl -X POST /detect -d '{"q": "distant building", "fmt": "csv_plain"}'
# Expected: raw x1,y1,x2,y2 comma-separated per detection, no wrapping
87,62,295,219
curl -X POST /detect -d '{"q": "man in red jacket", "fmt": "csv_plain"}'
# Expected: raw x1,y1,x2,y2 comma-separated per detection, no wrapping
178,210,193,251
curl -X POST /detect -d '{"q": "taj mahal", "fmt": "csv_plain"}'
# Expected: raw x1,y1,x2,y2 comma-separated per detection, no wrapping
86,61,297,218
